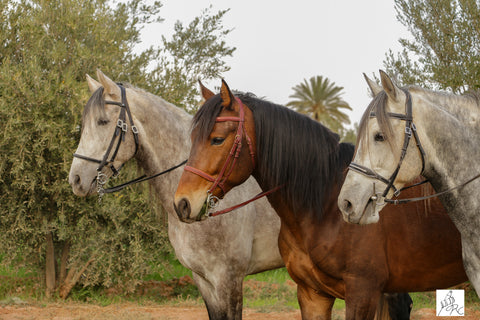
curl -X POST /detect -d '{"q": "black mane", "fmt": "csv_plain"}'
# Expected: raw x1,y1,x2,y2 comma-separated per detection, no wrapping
193,93,354,218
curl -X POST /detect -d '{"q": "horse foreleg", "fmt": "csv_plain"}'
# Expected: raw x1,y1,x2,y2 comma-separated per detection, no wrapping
297,284,335,320
192,271,243,320
344,282,382,320
462,236,480,296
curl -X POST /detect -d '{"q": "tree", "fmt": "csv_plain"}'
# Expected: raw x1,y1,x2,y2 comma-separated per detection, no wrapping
149,6,235,112
286,76,352,134
0,0,234,298
384,0,480,92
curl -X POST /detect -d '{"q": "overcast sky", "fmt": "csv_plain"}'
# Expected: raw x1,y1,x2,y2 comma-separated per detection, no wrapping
139,0,411,126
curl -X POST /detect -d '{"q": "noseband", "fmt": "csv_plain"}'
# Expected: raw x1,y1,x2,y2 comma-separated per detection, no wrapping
184,97,256,213
348,89,427,204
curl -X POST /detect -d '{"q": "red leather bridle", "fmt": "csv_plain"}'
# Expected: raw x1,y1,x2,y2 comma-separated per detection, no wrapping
183,97,281,217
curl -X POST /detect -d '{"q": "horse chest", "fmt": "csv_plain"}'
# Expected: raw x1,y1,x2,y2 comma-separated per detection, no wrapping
278,222,346,298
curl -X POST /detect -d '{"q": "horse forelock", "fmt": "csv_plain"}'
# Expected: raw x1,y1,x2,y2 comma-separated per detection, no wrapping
82,87,106,131
356,90,402,159
192,94,224,144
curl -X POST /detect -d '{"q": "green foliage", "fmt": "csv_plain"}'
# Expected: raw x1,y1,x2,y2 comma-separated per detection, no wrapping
385,0,480,92
339,122,358,145
0,0,234,296
286,75,352,134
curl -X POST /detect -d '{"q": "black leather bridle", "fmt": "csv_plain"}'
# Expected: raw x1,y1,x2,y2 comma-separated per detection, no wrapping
348,89,427,204
73,84,186,199
73,84,139,176
348,89,480,205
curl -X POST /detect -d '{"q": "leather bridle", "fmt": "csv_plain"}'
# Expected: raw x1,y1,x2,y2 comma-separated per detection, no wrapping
348,89,427,204
183,97,281,217
73,84,186,198
73,84,139,177
348,89,480,205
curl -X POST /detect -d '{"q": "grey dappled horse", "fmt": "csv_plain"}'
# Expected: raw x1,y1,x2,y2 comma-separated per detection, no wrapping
338,70,480,297
68,70,283,319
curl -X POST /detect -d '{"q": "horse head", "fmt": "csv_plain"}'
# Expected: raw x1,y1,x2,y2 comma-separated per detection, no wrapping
338,70,425,224
69,70,140,197
173,80,256,223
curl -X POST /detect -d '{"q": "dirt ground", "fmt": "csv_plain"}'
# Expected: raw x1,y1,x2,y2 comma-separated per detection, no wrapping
1,303,480,320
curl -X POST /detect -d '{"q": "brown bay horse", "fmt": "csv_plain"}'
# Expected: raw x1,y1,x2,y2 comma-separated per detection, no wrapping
173,80,467,320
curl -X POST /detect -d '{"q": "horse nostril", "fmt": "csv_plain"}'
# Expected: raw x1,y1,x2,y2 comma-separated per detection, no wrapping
342,199,353,215
74,175,81,185
174,198,191,221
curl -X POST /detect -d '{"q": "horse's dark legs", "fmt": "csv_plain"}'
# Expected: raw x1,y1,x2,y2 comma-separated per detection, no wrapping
192,271,243,320
384,293,412,320
296,284,335,320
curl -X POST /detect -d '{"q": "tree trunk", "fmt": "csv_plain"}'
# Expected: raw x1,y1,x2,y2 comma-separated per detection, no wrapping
59,240,71,284
45,232,56,298
59,255,96,299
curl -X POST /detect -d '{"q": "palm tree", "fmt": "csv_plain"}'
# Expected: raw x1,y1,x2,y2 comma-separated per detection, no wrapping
286,75,352,133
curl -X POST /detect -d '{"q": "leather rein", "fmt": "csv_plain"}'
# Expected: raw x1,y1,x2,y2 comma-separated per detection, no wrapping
348,89,480,205
184,97,281,217
73,84,186,199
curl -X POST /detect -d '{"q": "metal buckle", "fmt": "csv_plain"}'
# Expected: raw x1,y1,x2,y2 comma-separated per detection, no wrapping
405,126,412,136
132,125,138,134
117,119,124,128
205,191,220,217
370,183,386,206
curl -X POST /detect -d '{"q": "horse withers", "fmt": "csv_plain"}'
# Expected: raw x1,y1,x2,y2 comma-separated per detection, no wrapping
68,70,284,320
337,71,480,296
173,80,466,320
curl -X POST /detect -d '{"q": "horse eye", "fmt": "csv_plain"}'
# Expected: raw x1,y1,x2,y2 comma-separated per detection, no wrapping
211,137,225,146
97,119,109,126
374,132,385,142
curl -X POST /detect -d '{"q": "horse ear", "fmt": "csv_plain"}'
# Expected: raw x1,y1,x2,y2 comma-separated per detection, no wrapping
86,74,102,93
96,69,120,99
379,70,401,102
363,73,382,97
220,79,234,109
199,80,215,100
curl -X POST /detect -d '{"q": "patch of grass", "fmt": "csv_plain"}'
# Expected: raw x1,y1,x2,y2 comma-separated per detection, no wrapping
410,291,436,309
144,252,193,282
245,268,291,283
333,298,345,310
0,259,43,301
242,268,298,312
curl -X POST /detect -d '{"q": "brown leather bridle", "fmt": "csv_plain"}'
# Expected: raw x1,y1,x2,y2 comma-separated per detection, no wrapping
184,97,281,217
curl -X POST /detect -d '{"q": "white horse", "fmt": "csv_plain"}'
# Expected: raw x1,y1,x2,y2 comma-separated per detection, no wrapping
338,70,480,296
68,70,283,320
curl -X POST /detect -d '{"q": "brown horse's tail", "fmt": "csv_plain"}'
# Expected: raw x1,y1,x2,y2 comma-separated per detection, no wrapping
375,293,413,320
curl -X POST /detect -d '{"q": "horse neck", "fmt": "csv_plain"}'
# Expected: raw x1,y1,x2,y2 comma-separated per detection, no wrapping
251,151,345,228
128,91,191,208
414,90,480,226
